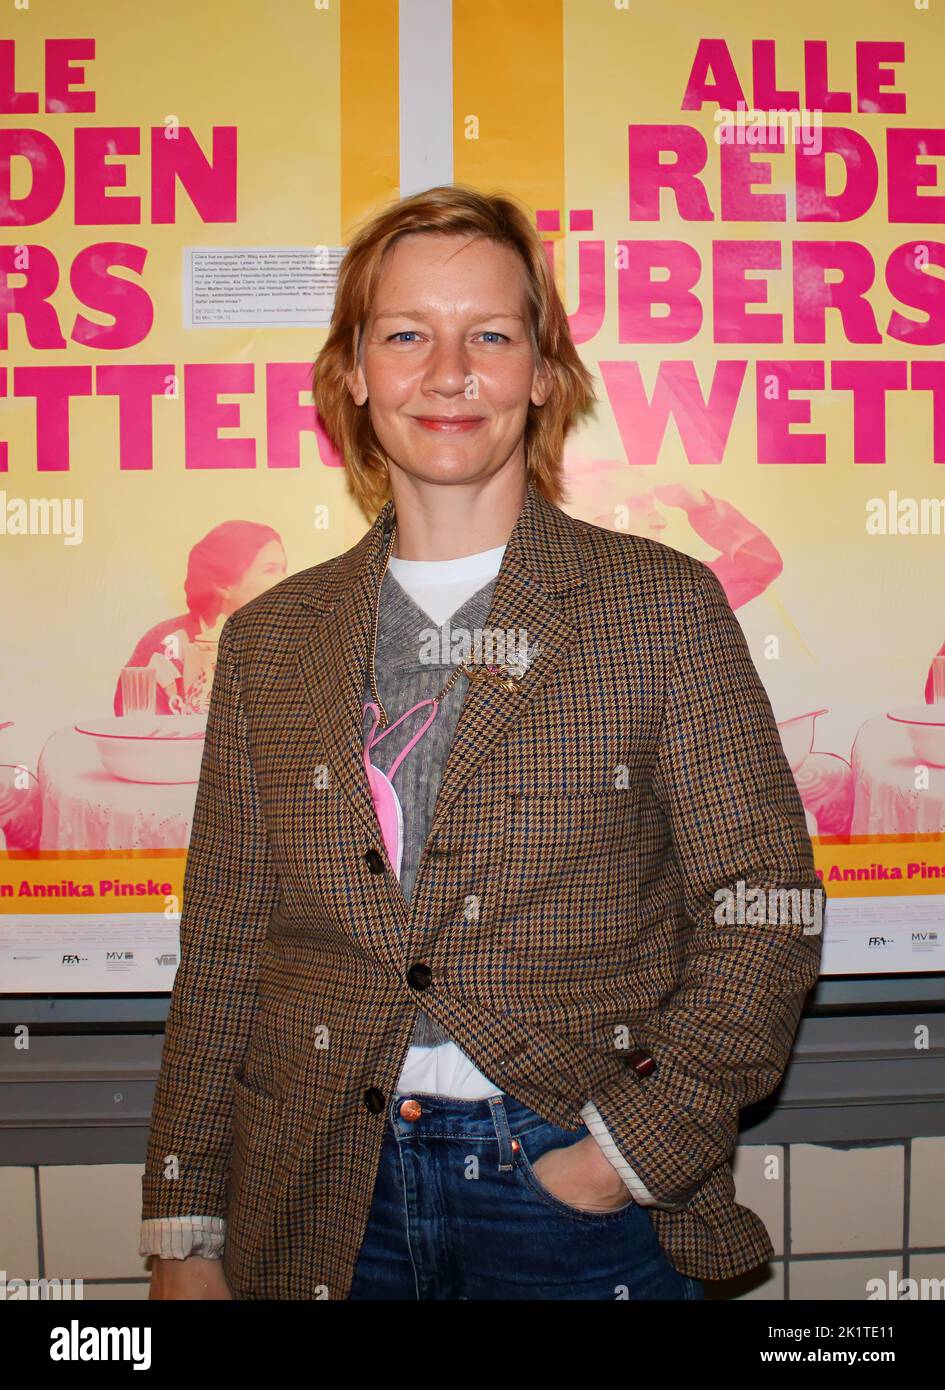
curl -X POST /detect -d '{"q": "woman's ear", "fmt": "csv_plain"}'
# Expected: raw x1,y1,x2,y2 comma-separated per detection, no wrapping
345,326,369,405
345,359,368,407
530,359,553,409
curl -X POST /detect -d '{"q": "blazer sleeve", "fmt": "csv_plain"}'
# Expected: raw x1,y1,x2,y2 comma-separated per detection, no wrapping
579,1100,681,1208
587,559,825,1208
140,614,280,1227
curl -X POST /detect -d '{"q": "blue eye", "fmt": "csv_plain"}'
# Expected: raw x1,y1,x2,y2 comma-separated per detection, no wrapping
387,330,510,345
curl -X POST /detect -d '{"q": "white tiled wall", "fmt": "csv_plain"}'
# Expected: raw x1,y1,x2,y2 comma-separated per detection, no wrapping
0,1167,39,1281
717,1137,945,1301
909,1137,945,1248
39,1163,149,1282
789,1143,905,1254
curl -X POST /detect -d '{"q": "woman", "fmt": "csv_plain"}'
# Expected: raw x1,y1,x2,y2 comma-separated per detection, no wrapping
113,521,287,715
141,185,822,1300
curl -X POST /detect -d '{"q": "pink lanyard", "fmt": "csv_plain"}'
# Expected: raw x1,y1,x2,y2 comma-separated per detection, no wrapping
362,697,439,879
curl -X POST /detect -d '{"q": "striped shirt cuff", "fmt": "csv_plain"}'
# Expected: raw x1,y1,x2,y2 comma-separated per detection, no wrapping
139,1216,226,1259
580,1100,685,1210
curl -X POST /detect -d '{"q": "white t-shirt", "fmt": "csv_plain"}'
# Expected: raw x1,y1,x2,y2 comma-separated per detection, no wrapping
387,541,507,627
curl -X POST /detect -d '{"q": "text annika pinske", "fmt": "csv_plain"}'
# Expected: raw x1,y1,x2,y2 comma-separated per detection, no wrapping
0,494,83,545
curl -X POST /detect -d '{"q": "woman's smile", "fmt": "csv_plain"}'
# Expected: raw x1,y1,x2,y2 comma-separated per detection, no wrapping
410,415,487,433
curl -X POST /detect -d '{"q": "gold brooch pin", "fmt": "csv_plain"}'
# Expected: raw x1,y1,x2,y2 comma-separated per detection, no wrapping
459,653,532,694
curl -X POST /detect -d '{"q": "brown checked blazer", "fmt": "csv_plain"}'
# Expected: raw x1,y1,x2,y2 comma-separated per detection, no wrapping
141,477,824,1299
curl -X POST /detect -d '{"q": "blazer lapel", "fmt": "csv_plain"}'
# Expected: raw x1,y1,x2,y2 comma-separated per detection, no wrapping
427,484,585,839
295,498,397,876
293,478,587,887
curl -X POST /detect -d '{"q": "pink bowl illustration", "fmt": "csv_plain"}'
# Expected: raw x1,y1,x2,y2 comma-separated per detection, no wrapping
74,714,207,784
776,709,829,773
886,706,945,768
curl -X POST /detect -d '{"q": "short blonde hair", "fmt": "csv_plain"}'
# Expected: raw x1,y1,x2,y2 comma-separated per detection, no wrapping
311,184,598,519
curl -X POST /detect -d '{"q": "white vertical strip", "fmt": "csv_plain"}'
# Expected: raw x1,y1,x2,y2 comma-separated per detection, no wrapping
399,0,453,194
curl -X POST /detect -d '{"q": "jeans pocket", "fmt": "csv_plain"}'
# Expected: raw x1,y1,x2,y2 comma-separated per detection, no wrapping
513,1127,637,1223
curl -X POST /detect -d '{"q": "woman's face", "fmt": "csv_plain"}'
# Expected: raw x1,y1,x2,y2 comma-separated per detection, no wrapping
346,232,551,492
219,540,288,613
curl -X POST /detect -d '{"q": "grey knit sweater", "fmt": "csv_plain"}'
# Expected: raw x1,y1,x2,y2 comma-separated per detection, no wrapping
362,565,500,1047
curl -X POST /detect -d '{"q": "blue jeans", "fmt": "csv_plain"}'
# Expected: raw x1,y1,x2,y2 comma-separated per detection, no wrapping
347,1089,704,1301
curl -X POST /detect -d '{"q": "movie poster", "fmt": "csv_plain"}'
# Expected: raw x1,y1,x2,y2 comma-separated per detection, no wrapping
2,0,943,990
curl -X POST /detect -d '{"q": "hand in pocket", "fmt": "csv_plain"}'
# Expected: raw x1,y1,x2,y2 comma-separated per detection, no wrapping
529,1135,635,1213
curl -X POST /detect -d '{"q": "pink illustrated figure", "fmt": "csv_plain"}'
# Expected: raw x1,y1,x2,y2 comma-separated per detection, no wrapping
923,644,945,705
562,455,783,608
113,521,288,716
0,721,41,851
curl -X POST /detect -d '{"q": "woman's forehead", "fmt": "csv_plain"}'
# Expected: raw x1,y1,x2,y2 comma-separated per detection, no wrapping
372,235,527,296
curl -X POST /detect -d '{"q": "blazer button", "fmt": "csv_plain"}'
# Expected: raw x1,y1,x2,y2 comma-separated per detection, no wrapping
407,963,432,990
364,848,385,874
363,1086,385,1113
624,1048,657,1077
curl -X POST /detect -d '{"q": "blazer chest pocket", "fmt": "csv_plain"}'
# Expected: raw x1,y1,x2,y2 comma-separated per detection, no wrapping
500,787,640,960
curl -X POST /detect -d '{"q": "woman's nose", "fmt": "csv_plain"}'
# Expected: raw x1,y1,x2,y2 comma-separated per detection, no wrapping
421,340,473,394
